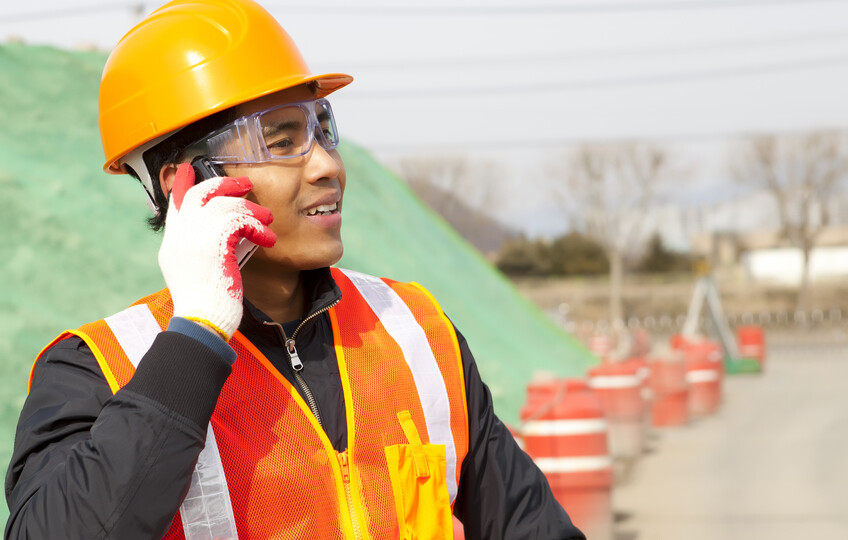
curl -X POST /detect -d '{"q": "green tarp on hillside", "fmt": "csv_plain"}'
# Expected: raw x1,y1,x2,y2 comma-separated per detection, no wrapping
0,44,597,520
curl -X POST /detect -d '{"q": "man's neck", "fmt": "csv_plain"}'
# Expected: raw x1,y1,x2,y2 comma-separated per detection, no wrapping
242,259,306,325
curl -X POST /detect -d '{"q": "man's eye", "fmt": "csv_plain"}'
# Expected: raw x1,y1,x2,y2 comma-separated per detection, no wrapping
268,138,295,152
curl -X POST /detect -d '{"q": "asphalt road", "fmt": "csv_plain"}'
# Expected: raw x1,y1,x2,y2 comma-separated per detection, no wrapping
613,342,848,540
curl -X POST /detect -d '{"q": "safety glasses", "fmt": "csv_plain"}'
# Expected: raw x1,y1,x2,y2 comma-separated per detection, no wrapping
188,98,339,164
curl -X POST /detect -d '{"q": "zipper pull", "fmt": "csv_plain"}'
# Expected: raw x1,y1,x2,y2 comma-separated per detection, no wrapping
285,338,303,371
338,451,351,483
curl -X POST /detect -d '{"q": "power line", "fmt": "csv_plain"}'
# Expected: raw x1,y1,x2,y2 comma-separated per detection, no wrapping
341,53,848,99
365,126,848,153
265,0,848,15
340,28,848,70
0,2,146,23
5,0,844,23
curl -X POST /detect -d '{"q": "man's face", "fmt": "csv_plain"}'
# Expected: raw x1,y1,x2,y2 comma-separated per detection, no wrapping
223,85,346,272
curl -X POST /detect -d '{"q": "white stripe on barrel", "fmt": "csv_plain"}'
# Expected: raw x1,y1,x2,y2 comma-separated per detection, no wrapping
588,374,641,389
523,418,608,437
534,455,614,474
686,369,720,384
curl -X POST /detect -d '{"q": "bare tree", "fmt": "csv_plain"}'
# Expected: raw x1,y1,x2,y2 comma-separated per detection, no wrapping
395,155,510,253
730,131,848,313
550,141,671,332
397,156,470,217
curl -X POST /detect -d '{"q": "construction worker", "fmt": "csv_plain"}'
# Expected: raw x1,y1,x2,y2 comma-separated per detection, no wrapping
4,0,585,538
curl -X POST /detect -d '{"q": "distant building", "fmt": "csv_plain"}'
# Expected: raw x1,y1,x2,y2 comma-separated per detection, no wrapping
691,225,848,285
644,187,848,284
742,245,848,285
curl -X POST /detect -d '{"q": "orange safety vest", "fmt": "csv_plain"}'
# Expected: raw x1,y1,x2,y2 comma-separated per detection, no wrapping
33,268,469,540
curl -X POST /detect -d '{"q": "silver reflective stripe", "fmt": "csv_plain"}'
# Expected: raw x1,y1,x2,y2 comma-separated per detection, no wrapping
180,428,239,540
103,304,238,539
104,305,161,368
339,268,459,503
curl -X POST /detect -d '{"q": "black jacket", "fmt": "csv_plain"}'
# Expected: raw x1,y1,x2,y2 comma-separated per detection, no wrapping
5,268,585,540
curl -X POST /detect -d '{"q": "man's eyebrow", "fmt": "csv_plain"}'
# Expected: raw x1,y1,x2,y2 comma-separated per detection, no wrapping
316,110,330,123
262,119,303,137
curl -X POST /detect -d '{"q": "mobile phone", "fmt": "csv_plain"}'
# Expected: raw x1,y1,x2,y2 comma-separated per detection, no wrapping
191,156,258,269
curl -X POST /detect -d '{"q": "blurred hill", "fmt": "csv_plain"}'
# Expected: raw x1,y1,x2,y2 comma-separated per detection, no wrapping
404,180,520,254
0,43,597,522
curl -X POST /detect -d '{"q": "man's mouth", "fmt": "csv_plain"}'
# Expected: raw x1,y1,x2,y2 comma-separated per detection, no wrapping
305,202,338,216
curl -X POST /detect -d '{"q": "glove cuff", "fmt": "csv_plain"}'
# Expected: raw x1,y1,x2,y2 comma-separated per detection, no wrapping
182,316,231,341
175,305,242,342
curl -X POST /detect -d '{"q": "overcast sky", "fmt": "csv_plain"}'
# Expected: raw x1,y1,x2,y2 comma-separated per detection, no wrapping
3,0,848,236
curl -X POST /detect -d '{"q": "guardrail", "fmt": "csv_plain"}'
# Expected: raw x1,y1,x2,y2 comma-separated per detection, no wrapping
549,308,846,335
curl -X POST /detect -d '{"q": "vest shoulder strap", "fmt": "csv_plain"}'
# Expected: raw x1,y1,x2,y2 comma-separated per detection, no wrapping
331,267,469,504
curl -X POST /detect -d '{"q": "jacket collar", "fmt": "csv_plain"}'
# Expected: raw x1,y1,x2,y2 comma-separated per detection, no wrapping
240,267,342,329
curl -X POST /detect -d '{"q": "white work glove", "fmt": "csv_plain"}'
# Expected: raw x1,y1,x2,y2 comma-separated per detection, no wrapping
159,163,276,341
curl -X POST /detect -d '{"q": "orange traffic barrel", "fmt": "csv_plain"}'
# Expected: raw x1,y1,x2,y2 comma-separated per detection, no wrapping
649,355,689,427
737,325,766,369
673,338,723,417
677,338,725,376
683,346,722,417
587,360,645,462
521,378,614,540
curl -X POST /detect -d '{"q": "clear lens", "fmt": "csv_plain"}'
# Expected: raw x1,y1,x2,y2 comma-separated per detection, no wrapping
258,105,312,158
190,99,339,164
313,99,339,150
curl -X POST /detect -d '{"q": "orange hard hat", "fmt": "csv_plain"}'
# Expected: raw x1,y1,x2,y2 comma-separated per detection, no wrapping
99,0,352,174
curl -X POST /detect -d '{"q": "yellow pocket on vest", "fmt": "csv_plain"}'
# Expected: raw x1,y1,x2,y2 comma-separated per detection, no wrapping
385,412,454,540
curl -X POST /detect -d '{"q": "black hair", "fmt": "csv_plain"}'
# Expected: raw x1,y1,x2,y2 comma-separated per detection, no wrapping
125,108,236,231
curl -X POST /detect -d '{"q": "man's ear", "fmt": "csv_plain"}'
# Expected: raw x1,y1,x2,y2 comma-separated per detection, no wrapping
159,164,179,197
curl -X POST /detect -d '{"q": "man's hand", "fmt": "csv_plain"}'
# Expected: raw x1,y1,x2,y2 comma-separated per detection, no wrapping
158,163,276,340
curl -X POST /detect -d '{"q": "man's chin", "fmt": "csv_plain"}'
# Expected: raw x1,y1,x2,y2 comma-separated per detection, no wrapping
291,243,344,271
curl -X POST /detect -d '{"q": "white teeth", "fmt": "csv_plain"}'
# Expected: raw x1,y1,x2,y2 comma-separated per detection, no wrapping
306,202,337,216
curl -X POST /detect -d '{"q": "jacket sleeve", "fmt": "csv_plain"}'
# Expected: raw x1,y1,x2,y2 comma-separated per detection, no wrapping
4,331,232,540
451,328,586,540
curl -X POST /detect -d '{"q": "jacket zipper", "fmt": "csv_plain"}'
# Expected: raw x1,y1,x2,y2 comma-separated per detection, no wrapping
337,450,363,540
264,299,340,429
264,299,363,536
